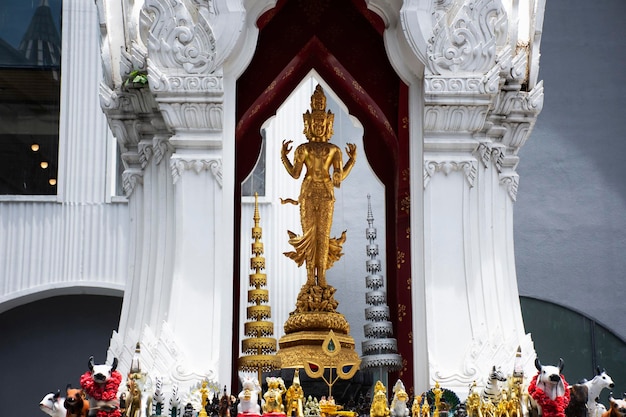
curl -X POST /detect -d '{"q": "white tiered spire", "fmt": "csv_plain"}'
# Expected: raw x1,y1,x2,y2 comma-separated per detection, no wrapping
360,195,403,384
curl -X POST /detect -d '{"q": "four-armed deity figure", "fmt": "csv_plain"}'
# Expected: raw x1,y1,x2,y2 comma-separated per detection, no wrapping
281,84,357,299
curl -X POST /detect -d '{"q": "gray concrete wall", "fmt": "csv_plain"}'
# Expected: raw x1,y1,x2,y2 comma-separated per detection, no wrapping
515,0,626,340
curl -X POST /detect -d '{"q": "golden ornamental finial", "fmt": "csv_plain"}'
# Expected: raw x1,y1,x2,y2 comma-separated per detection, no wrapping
238,190,280,379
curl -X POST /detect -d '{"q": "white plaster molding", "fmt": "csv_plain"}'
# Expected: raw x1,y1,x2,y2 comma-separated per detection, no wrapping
398,0,434,68
122,168,145,196
424,105,490,134
170,157,223,187
139,0,227,140
108,322,219,393
426,75,494,97
120,41,148,82
476,142,505,171
203,0,246,70
426,0,508,75
499,172,519,202
141,0,218,75
99,82,161,116
475,142,518,201
493,81,544,118
94,0,114,88
154,99,224,133
424,160,477,189
430,330,536,391
139,140,154,169
153,136,173,166
477,142,492,168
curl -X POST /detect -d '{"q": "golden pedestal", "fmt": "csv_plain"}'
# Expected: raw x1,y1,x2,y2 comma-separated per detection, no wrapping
276,310,361,373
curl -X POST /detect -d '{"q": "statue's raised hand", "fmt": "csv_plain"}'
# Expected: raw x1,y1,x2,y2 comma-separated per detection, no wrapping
282,140,293,157
346,143,357,160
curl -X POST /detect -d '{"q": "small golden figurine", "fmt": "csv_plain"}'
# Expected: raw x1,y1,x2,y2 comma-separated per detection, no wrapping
285,370,304,417
466,382,481,417
370,380,391,417
199,380,209,417
263,377,286,414
433,382,442,417
412,395,422,417
281,84,357,298
421,398,430,417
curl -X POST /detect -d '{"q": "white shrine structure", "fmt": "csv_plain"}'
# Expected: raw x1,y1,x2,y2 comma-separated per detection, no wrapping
93,0,545,400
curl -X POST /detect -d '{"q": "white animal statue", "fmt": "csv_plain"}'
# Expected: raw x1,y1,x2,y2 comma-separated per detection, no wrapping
566,367,615,417
529,357,570,417
237,374,262,415
39,391,66,417
391,379,410,417
79,356,122,416
584,368,614,417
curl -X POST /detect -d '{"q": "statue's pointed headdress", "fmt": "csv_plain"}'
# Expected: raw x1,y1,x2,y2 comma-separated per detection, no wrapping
303,85,334,141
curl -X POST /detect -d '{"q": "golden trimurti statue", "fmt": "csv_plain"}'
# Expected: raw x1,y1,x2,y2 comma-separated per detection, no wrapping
281,84,356,311
276,84,360,370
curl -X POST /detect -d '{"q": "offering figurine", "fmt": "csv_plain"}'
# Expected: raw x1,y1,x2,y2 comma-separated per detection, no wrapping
285,370,305,417
391,380,410,417
219,386,235,417
237,375,262,416
263,377,286,415
79,356,122,417
528,358,570,417
370,381,390,417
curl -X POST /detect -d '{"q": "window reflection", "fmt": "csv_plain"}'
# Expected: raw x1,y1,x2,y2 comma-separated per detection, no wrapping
0,0,61,195
241,129,267,197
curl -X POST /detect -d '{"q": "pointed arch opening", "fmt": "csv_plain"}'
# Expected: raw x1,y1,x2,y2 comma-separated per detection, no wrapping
234,0,413,385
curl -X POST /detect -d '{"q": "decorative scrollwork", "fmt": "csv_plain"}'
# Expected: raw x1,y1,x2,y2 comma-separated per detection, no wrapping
141,0,217,75
170,157,222,186
427,0,508,75
424,160,477,189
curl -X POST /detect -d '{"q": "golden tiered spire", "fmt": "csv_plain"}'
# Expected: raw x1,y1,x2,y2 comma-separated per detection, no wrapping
238,193,281,381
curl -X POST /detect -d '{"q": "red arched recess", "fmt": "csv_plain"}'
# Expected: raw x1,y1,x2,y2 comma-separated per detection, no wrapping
233,0,414,391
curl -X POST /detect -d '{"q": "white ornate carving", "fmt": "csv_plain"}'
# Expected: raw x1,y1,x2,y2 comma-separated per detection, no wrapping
170,157,222,187
99,82,161,115
148,71,223,94
424,105,489,133
141,0,217,75
427,0,508,75
477,143,492,168
139,141,154,169
424,160,477,189
431,330,535,388
426,77,482,94
108,323,219,396
120,42,148,82
123,169,145,196
491,83,544,119
157,101,223,132
153,137,172,166
138,0,226,138
499,173,519,201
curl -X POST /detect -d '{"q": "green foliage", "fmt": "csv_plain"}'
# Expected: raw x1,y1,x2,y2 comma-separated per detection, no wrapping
124,70,148,87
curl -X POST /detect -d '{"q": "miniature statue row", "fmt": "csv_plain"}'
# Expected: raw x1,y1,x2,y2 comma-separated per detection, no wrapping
39,355,620,417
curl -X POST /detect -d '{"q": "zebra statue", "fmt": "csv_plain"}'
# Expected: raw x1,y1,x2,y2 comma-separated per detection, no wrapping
482,366,508,404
